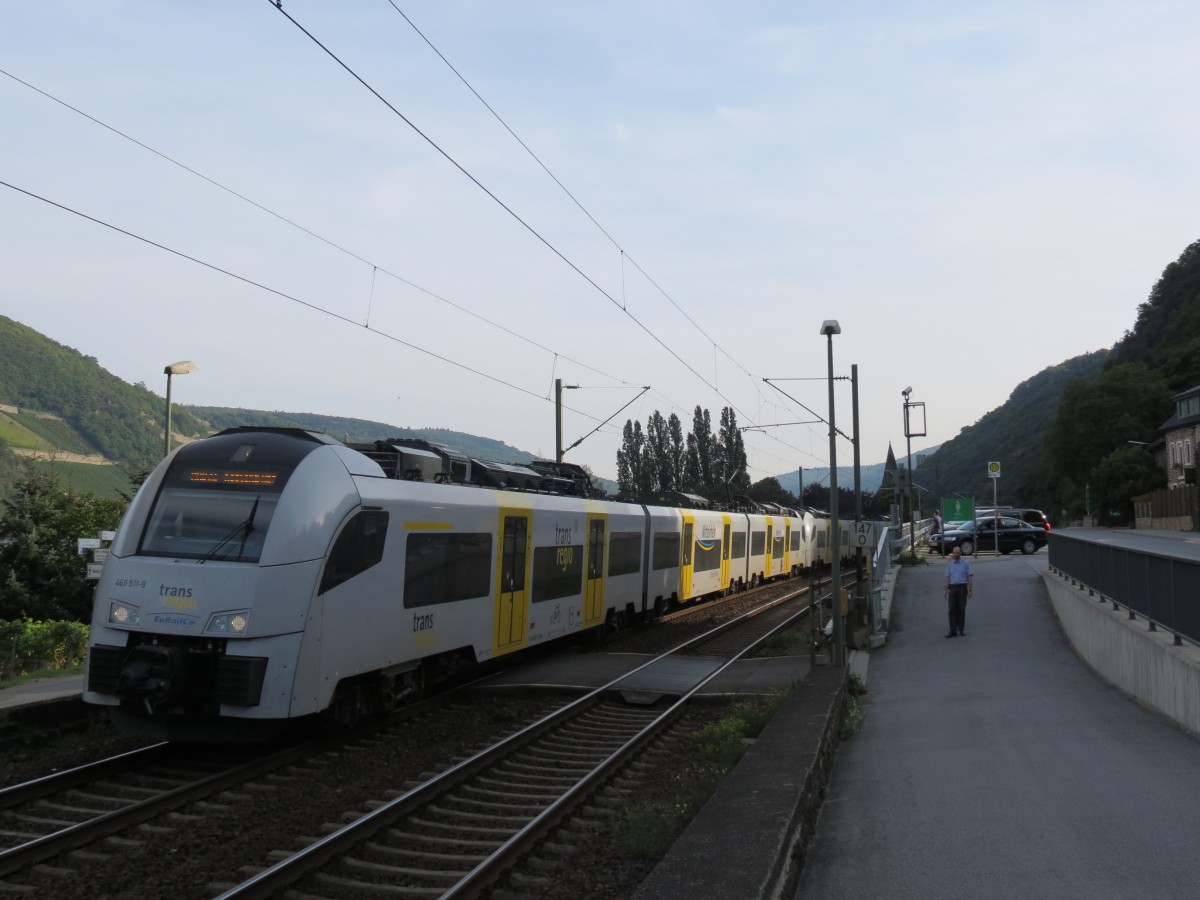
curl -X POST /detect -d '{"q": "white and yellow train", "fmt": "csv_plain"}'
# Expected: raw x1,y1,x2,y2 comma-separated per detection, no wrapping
84,427,856,740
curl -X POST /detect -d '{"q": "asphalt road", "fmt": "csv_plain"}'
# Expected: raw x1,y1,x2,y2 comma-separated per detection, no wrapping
1052,525,1200,561
796,552,1200,900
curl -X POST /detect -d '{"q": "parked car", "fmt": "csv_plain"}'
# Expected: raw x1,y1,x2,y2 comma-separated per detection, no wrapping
976,507,1051,531
939,516,1048,555
928,521,967,552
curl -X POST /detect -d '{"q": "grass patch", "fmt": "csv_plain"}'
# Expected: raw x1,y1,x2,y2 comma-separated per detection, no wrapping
28,459,133,498
614,687,793,860
8,412,99,454
0,413,55,451
0,662,84,691
758,629,808,654
840,693,865,739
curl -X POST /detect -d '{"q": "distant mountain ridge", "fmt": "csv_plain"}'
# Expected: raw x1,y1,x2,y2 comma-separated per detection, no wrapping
911,351,1108,514
190,407,540,469
770,454,926,497
0,314,604,497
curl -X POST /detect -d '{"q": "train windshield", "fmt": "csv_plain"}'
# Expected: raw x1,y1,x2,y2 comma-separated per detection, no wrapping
139,430,321,562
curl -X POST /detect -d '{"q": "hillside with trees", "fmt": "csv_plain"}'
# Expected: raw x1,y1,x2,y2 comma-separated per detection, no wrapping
190,407,538,468
0,315,553,501
911,352,1108,515
916,237,1200,524
0,316,208,475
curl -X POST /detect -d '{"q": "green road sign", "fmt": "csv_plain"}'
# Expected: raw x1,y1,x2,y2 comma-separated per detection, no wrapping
943,498,974,521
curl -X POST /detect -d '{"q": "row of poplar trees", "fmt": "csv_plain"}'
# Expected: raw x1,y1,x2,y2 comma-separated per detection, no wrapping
615,406,751,501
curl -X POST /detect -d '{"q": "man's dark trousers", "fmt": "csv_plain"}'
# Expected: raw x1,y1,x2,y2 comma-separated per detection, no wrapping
948,584,968,634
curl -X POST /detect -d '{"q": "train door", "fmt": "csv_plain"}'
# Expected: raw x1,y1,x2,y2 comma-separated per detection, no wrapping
493,510,530,655
681,518,694,600
785,522,792,575
584,516,606,628
766,521,774,578
721,518,731,592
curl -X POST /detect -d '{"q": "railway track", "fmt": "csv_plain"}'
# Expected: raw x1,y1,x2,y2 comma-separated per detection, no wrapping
0,694,565,896
0,740,324,885
214,586,815,899
0,567,860,895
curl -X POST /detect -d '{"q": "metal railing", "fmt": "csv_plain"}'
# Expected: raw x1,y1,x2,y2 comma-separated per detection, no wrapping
1048,531,1200,647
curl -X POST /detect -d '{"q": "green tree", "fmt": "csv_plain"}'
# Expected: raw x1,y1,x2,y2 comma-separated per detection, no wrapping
667,413,686,491
748,477,796,506
716,407,751,496
0,471,126,621
616,419,649,498
645,411,671,491
1090,445,1167,526
1046,363,1172,516
685,406,715,493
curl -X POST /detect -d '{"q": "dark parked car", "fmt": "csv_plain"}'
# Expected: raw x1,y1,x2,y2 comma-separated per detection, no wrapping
927,521,967,552
940,516,1048,555
976,507,1051,531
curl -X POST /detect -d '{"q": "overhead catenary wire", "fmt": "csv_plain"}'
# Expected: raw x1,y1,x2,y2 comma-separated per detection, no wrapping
0,178,618,430
0,66,640,394
268,1,787,450
383,2,762,381
377,3,824,457
4,34,837,473
1,67,830,471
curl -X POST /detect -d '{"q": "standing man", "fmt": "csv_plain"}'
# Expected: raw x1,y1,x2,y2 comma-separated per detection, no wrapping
944,545,973,637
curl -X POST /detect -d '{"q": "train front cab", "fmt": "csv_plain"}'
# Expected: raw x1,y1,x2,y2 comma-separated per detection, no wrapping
84,428,359,741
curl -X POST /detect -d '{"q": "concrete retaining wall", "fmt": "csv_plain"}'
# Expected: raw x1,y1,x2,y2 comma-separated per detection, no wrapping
1041,569,1200,738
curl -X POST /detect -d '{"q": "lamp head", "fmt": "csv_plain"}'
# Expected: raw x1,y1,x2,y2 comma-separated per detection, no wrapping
902,386,912,397
820,320,841,336
164,361,197,376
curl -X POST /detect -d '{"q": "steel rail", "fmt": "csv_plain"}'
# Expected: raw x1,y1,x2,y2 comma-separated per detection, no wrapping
217,591,812,899
0,739,327,879
0,742,167,810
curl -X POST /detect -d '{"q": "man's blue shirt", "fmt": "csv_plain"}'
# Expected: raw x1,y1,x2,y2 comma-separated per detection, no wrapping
947,557,973,584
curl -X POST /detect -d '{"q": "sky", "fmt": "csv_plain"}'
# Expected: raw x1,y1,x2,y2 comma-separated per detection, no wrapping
3,1,1199,483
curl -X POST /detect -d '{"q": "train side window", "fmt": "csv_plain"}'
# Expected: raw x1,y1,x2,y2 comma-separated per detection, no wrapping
731,532,747,559
404,532,492,607
652,533,681,570
531,544,583,602
750,531,766,556
319,510,389,594
588,520,605,579
791,530,801,551
694,539,721,572
608,531,642,576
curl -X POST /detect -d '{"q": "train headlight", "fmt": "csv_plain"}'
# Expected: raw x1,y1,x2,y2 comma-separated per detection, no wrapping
108,602,141,628
206,611,250,635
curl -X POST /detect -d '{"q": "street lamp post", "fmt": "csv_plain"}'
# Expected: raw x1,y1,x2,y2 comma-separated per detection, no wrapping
902,387,914,555
164,361,196,456
821,320,844,668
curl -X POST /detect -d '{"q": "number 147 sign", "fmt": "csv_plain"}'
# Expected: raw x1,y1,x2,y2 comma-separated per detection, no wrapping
987,461,1001,479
